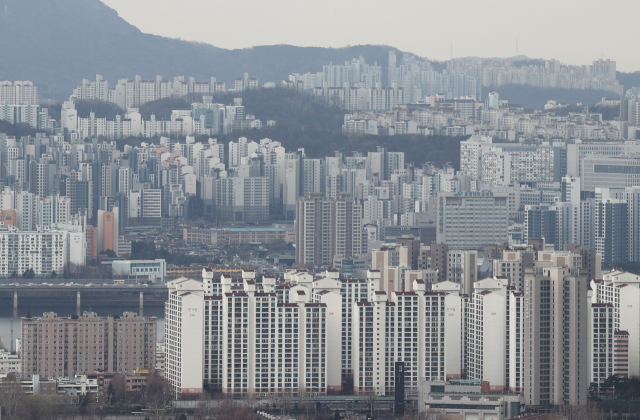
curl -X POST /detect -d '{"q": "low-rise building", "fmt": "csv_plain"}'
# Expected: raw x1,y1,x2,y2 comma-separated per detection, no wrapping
182,227,288,246
112,259,166,283
418,379,524,419
0,348,21,378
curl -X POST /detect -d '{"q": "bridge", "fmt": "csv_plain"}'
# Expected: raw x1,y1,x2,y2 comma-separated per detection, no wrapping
0,283,169,315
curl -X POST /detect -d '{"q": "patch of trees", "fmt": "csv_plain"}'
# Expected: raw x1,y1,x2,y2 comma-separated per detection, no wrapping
589,376,640,419
491,85,614,109
0,120,39,138
617,71,640,91
194,399,255,420
602,262,640,276
232,124,467,170
74,99,124,119
139,97,196,120
590,104,620,120
512,58,546,68
214,88,347,131
62,262,112,280
136,88,347,132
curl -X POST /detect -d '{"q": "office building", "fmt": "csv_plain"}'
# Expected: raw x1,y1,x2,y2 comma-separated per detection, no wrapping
435,191,509,249
112,259,166,283
581,155,640,191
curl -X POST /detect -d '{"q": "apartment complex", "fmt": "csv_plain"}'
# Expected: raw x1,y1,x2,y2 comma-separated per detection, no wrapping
165,273,330,397
0,226,85,276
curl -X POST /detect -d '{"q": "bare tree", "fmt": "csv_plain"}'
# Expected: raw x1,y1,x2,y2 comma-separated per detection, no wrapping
145,372,173,420
83,399,109,420
216,399,255,420
555,402,607,420
0,373,25,420
404,409,452,420
365,392,378,419
22,394,56,420
107,374,126,405
193,393,215,420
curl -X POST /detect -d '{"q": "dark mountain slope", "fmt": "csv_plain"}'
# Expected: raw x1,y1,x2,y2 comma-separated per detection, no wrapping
0,0,403,99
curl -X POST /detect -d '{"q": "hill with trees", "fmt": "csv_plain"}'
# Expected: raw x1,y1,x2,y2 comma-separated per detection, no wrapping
490,85,613,109
0,87,466,169
617,71,640,92
0,0,405,100
136,88,465,168
0,121,41,138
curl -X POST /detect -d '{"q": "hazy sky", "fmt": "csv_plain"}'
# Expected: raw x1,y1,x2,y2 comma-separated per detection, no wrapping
102,0,640,72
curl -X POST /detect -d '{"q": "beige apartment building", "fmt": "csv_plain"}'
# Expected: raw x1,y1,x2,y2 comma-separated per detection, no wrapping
523,266,589,406
21,311,157,379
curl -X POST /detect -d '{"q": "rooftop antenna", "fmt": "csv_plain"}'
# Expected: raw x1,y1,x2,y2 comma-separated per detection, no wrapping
516,38,518,57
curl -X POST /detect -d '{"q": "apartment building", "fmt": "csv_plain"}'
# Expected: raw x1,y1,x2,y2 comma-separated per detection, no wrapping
493,249,534,291
215,177,270,222
295,193,362,266
591,270,640,377
588,303,617,385
446,250,478,296
523,267,589,406
0,81,38,105
352,281,466,398
0,226,82,276
21,311,157,380
0,348,21,378
164,278,206,396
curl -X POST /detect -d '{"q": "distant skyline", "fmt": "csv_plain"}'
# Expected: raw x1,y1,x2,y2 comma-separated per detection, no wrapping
101,0,640,72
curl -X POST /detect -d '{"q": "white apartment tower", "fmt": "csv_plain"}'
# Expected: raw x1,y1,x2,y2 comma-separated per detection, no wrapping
591,270,640,377
588,303,617,385
467,279,508,390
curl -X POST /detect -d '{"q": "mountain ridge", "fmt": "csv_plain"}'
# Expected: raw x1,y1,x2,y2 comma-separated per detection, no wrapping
1,0,637,101
0,0,406,99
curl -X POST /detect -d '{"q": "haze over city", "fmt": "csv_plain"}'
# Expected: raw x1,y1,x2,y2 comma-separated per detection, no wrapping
102,0,640,71
1,0,640,419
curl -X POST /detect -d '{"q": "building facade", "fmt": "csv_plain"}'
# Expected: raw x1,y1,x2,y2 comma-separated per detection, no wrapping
21,312,157,379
